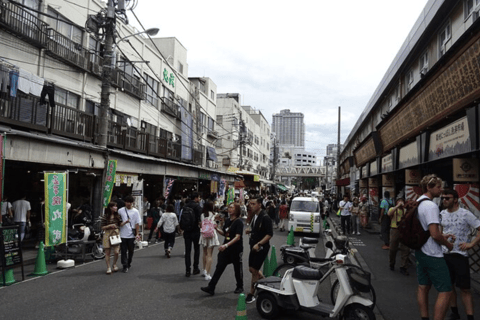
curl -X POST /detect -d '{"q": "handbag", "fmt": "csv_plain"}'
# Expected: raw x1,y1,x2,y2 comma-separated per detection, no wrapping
109,234,122,245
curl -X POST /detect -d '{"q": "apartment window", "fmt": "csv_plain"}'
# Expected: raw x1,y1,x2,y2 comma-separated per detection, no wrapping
394,84,401,103
56,87,79,109
199,81,206,94
208,117,214,131
216,115,223,125
267,143,269,150
85,100,99,116
178,62,184,74
438,21,451,57
419,51,429,76
142,121,156,136
47,7,82,45
145,73,159,107
199,112,206,133
88,37,101,64
464,0,480,18
164,88,174,100
210,90,215,100
406,69,414,92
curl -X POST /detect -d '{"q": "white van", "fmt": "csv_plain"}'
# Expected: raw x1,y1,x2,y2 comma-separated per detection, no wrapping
288,197,321,235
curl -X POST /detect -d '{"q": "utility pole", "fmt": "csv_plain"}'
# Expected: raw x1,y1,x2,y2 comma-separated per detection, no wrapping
238,112,245,170
336,106,341,195
270,135,277,182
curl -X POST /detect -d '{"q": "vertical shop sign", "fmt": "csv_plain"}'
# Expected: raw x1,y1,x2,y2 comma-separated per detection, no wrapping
103,160,117,207
219,179,226,197
164,178,175,199
227,187,234,205
44,172,67,246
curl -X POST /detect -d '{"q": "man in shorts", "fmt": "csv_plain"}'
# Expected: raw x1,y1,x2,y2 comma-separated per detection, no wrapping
416,174,454,320
245,196,273,304
440,189,480,320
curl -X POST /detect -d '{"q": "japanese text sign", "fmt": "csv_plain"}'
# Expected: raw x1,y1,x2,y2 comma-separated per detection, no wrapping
103,160,117,207
44,173,67,246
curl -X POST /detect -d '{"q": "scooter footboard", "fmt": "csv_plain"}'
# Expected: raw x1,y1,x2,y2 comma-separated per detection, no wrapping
345,295,374,308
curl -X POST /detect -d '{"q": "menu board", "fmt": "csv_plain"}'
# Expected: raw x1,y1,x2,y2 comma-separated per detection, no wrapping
1,226,22,268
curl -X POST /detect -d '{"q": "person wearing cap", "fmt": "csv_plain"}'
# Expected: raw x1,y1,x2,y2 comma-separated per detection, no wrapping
387,198,411,275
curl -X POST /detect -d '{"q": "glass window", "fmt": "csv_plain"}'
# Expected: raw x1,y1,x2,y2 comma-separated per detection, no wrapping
144,73,159,107
208,117,214,131
55,87,79,109
210,90,215,100
439,21,451,57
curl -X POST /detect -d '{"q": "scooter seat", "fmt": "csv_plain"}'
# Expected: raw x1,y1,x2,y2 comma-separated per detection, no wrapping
301,237,319,244
292,265,322,280
299,244,315,250
310,257,332,263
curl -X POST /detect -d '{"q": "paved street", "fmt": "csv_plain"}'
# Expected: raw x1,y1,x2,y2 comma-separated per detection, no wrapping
2,219,480,320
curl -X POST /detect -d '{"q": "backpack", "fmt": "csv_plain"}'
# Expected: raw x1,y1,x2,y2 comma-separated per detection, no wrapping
180,206,196,232
398,198,431,250
201,217,216,239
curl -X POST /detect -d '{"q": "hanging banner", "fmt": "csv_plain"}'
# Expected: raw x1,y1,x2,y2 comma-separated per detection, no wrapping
103,160,117,207
219,179,226,197
226,187,235,205
454,184,480,219
164,178,175,199
44,172,67,246
210,180,218,195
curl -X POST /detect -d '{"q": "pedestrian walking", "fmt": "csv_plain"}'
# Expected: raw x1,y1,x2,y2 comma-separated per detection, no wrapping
12,195,31,241
180,192,202,277
351,197,361,235
118,195,141,273
155,204,180,258
440,189,480,320
379,191,394,250
200,203,244,296
338,195,352,235
278,201,289,232
147,199,162,243
199,201,220,280
245,196,273,304
359,196,369,229
100,202,121,274
416,174,454,320
387,198,411,275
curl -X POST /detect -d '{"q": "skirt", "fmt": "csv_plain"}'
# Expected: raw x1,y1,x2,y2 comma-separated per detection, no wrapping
103,228,120,249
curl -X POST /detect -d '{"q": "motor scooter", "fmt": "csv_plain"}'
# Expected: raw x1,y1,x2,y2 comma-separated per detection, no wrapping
255,253,376,320
55,219,105,260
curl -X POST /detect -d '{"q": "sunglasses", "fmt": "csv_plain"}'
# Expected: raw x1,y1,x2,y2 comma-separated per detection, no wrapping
441,197,454,201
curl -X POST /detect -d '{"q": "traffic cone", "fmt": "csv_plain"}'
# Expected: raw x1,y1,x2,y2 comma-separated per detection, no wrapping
269,246,278,276
30,241,48,276
1,269,16,286
235,293,248,320
287,226,295,246
262,255,270,277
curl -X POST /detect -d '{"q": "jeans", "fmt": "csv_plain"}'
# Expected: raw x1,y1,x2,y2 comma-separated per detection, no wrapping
351,215,360,233
381,216,391,246
389,228,410,268
340,215,351,234
16,222,26,241
163,232,175,250
120,238,135,268
184,232,200,272
148,226,160,241
209,249,243,290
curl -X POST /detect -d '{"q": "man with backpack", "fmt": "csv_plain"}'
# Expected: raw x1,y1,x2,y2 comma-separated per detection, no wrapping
439,189,480,320
416,174,454,320
180,192,202,277
379,191,394,250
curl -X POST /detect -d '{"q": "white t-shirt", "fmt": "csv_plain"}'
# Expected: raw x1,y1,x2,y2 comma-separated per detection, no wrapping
1,202,12,216
440,207,480,257
417,195,443,258
157,212,179,234
339,200,352,216
119,206,141,239
12,199,31,222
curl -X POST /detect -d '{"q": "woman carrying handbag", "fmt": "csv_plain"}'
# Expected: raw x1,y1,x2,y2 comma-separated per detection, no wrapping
101,202,122,274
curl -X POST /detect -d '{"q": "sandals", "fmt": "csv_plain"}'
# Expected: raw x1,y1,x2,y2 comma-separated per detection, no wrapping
113,265,119,272
106,268,112,275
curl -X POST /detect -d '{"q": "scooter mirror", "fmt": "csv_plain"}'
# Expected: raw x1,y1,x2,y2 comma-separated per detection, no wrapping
325,241,334,249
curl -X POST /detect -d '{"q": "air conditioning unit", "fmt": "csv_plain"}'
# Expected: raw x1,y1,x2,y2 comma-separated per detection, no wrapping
420,67,428,77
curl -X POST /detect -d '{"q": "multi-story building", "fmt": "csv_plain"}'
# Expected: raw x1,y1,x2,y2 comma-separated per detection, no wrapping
272,109,305,148
0,0,233,217
215,94,271,181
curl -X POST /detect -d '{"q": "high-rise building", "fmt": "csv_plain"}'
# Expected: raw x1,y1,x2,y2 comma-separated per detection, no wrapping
272,109,305,147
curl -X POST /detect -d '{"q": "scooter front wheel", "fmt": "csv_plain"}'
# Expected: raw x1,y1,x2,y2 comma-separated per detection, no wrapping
256,292,279,319
92,243,105,260
342,303,375,320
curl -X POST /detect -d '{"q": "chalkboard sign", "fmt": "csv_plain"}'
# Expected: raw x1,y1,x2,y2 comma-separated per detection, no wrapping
1,225,25,285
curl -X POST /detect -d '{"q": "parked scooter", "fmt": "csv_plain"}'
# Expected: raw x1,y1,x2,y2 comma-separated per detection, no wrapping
55,219,105,260
255,253,376,319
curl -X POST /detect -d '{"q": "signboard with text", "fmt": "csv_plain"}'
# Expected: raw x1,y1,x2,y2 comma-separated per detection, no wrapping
103,160,117,207
429,117,471,161
44,172,67,246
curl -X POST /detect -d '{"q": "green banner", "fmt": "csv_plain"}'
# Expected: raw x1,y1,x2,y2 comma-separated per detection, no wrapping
227,187,235,205
44,173,67,246
103,160,117,207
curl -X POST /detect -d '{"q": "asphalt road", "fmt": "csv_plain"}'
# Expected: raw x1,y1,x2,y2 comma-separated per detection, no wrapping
0,227,330,320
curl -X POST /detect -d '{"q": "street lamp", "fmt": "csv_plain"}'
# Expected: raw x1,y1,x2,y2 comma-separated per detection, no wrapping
117,27,159,44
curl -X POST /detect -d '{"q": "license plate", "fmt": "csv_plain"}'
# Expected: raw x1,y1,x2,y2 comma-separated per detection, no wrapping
295,227,303,232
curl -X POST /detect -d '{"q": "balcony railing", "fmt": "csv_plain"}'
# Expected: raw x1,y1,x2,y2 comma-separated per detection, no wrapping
167,140,181,161
160,97,180,119
124,128,147,154
193,146,204,166
87,52,103,78
111,68,146,100
46,28,88,70
51,104,94,142
147,135,167,158
0,1,48,47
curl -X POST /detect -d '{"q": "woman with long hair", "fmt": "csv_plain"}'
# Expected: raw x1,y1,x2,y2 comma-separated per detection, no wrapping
100,202,122,274
199,201,220,280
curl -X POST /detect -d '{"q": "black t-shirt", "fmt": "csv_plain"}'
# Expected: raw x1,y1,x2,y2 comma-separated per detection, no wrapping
223,218,243,252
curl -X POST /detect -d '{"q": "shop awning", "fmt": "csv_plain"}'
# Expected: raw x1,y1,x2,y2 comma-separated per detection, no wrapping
206,147,217,162
276,184,288,191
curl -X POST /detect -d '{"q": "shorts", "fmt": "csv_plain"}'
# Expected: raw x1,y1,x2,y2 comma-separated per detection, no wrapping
249,243,270,270
415,250,452,292
444,253,471,289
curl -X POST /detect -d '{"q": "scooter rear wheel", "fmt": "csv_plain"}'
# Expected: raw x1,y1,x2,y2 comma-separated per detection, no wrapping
342,303,376,320
92,243,105,260
256,292,279,319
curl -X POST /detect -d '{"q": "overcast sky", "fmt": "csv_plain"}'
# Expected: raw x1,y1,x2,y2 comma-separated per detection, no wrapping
128,0,429,158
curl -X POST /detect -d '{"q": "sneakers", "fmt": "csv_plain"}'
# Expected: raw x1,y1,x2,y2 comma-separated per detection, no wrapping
166,249,170,258
446,312,460,320
234,288,244,294
193,269,201,275
106,268,112,275
205,274,212,281
201,269,207,277
122,267,129,273
185,271,191,277
113,265,119,272
201,286,215,296
352,232,356,235
246,294,256,304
